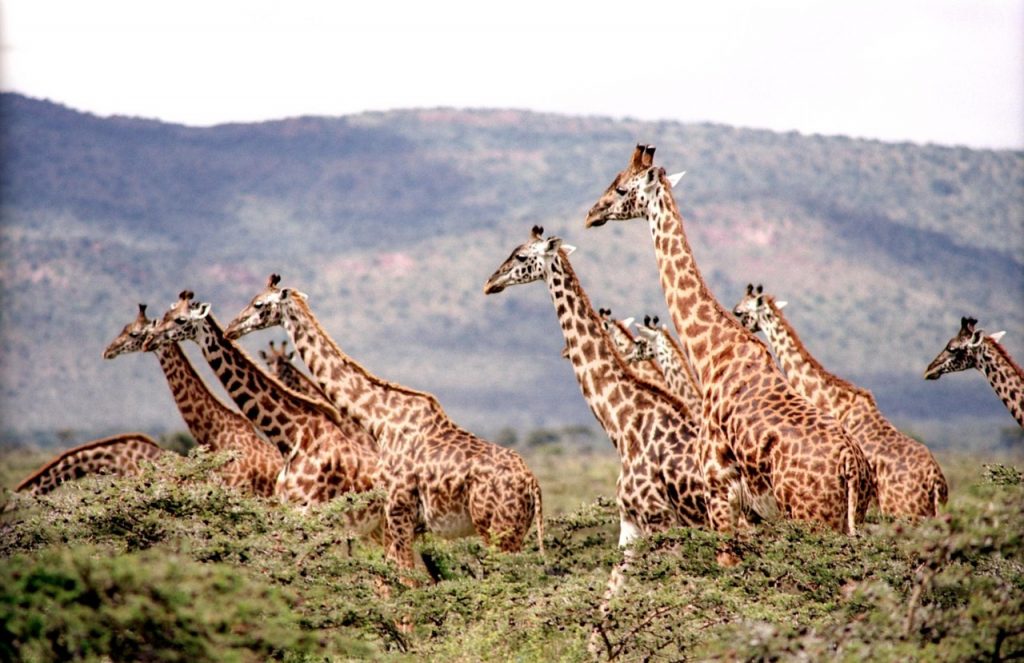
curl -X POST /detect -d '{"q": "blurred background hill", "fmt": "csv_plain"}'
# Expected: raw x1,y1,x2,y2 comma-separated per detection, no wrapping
1,93,1021,450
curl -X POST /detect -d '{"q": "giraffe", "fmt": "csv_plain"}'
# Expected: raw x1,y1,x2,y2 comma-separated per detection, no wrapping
597,308,671,391
14,433,164,495
103,303,283,497
585,144,874,534
223,274,544,579
926,316,1023,428
484,227,712,652
629,315,704,419
142,292,383,539
260,339,331,405
485,226,707,538
734,285,947,517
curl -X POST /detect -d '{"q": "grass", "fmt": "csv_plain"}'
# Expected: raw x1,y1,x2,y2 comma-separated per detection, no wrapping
0,445,1021,661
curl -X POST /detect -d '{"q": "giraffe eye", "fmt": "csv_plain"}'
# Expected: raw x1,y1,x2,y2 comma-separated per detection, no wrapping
175,316,187,324
129,331,141,338
253,301,263,309
515,254,528,262
615,186,628,196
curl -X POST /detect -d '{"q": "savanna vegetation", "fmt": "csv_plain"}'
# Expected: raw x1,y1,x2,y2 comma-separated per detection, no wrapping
2,439,1021,661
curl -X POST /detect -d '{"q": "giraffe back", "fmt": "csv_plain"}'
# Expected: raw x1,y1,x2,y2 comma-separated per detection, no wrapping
14,433,164,495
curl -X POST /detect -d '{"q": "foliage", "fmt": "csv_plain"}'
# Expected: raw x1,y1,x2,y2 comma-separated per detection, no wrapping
0,447,1021,661
0,547,315,662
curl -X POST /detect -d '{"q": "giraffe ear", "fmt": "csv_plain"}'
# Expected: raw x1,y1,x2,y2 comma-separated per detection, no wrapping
667,171,686,187
989,331,1007,343
621,317,635,328
776,300,788,309
193,302,212,319
969,330,985,347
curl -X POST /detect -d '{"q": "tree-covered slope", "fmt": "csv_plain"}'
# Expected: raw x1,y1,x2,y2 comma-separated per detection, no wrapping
1,93,1021,447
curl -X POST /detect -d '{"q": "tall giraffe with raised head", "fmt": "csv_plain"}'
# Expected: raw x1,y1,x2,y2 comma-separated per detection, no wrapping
484,227,712,652
586,144,873,534
629,315,703,418
485,226,707,538
260,339,331,405
224,274,544,577
14,433,164,495
926,316,1023,428
103,303,283,496
734,285,947,516
143,292,383,536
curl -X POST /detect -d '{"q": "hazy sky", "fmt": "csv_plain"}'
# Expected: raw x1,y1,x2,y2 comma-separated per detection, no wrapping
2,0,1022,149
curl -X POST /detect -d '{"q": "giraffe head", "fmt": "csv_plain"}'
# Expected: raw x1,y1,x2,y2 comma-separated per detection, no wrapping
482,225,575,294
260,339,295,373
103,303,156,359
924,316,1007,380
628,315,662,363
225,273,306,340
732,284,787,333
585,144,665,228
143,290,211,350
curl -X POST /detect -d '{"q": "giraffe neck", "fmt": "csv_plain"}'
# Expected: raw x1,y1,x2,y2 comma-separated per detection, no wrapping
655,330,703,415
271,359,329,404
194,315,338,456
280,298,441,441
978,339,1024,427
545,251,659,455
757,299,862,413
155,343,246,450
644,177,761,388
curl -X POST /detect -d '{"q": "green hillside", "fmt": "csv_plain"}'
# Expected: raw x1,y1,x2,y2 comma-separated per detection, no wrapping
0,93,1021,448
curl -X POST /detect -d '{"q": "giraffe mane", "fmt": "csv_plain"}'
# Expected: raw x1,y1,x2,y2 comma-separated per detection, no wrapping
13,433,160,492
289,296,449,413
766,296,874,403
986,335,1024,380
205,312,348,428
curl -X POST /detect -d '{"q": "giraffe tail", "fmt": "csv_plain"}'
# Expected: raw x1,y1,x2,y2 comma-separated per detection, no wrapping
933,468,949,515
531,476,545,556
843,451,860,536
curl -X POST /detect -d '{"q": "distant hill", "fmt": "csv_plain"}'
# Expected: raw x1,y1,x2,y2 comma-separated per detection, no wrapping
1,93,1021,449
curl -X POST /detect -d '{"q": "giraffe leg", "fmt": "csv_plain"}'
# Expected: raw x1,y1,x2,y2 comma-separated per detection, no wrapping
384,486,420,585
470,474,535,553
588,517,641,658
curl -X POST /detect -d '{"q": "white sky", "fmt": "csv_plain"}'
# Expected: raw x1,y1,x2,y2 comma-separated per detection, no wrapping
1,0,1022,149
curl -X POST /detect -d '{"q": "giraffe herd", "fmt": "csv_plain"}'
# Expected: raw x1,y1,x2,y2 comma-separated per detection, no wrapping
10,144,1021,619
